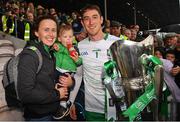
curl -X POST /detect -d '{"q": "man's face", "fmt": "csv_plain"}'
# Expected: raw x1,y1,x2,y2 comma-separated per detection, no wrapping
166,37,177,46
166,53,175,63
75,31,87,42
171,36,178,45
124,30,131,39
72,12,77,20
27,13,34,22
130,30,137,41
38,9,43,14
110,26,121,37
81,9,103,37
14,8,19,15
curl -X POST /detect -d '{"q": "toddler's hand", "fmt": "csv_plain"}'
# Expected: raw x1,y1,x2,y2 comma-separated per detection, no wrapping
70,52,79,62
70,104,77,120
53,43,59,51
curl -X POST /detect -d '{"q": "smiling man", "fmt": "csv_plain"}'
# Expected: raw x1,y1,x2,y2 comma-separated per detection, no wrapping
75,4,119,121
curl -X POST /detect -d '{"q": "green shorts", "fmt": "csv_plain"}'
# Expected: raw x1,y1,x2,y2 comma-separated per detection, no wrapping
85,111,105,121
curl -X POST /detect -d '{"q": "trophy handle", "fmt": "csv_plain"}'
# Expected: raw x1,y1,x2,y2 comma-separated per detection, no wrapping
153,65,164,120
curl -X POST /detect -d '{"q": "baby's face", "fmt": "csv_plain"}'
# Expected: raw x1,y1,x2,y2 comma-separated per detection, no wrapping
58,30,74,47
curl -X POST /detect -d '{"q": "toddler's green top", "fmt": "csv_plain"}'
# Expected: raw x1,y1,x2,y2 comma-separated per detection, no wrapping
53,42,82,72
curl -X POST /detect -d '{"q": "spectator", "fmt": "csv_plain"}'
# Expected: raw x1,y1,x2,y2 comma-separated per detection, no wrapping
71,11,78,21
73,25,87,43
103,19,111,33
154,35,164,48
164,33,178,51
19,7,26,17
71,11,82,34
174,36,180,63
49,8,56,15
154,47,165,59
72,19,87,44
50,8,60,24
2,9,15,35
133,24,144,42
61,13,68,24
110,20,121,37
36,5,44,17
20,1,26,8
123,28,131,39
165,50,179,89
44,8,49,15
134,24,140,32
154,47,180,104
130,29,137,41
104,19,111,28
24,12,35,41
121,24,126,32
165,50,176,63
27,2,35,14
26,12,34,23
11,3,20,17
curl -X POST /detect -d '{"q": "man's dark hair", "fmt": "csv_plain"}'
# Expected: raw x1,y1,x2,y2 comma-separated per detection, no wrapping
80,4,102,17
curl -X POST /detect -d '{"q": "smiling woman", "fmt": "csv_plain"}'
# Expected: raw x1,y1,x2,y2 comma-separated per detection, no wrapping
34,19,57,46
17,15,63,121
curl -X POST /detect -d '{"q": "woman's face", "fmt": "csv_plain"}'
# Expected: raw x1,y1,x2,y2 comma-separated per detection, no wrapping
35,19,57,46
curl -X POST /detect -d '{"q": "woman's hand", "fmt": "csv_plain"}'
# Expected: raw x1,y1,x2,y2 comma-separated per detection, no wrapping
55,83,68,99
59,73,74,88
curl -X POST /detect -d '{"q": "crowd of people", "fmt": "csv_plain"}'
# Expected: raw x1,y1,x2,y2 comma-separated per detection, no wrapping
0,0,180,121
0,0,151,43
154,34,179,89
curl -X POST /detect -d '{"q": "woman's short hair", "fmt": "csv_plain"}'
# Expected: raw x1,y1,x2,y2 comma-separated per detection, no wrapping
33,15,58,32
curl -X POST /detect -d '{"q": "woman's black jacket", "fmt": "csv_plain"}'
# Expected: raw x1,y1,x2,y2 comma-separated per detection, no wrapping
17,41,60,118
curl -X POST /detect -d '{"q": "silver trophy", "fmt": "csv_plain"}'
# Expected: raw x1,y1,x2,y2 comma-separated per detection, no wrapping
104,35,164,120
109,37,153,105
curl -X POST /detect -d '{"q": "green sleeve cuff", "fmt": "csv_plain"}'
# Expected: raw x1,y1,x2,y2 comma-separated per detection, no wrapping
75,57,82,66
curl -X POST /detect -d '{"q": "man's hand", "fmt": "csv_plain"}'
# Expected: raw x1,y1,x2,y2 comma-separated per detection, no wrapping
171,66,180,76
